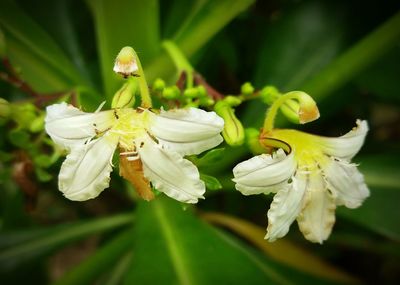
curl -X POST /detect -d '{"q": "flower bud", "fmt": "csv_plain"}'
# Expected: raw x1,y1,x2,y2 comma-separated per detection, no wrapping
111,80,137,109
29,114,45,133
183,87,199,99
215,100,244,146
245,128,265,154
153,78,165,92
0,98,11,119
287,91,320,123
241,82,254,96
260,86,280,105
196,85,207,98
113,46,138,77
162,86,180,100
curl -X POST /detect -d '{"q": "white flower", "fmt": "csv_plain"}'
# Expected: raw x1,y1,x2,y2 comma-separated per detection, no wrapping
232,120,370,243
45,103,224,203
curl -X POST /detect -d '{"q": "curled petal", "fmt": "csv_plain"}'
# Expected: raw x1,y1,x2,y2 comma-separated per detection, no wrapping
232,149,296,195
137,135,205,203
297,173,336,243
324,158,369,208
58,134,118,201
150,108,224,155
266,172,307,241
317,120,368,160
45,103,115,150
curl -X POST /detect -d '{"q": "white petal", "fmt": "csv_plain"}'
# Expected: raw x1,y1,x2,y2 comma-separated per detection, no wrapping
137,135,205,203
58,134,118,201
265,172,307,241
324,158,369,208
150,108,224,155
318,120,368,160
45,103,115,150
297,173,336,243
232,149,296,195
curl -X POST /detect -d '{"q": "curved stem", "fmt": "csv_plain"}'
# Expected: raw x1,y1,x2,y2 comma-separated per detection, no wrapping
263,93,300,132
133,51,152,108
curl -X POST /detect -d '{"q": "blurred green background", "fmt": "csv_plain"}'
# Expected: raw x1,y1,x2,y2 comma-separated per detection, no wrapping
1,0,400,284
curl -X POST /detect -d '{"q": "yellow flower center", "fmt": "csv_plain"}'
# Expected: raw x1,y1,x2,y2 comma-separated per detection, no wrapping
270,129,328,172
109,109,152,151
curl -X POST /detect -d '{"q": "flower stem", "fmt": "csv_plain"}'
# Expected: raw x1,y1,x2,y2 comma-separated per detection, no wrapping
263,93,299,132
302,10,400,100
162,40,194,88
133,50,152,108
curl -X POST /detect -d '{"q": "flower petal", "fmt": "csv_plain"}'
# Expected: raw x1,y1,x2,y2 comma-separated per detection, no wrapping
324,158,369,208
297,173,336,243
232,149,296,195
150,108,224,155
317,120,368,160
58,134,118,201
45,103,115,150
265,172,307,241
137,135,205,203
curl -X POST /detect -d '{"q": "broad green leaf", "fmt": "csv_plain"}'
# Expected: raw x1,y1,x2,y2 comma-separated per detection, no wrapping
355,46,400,103
338,186,400,242
200,174,222,191
358,154,400,189
86,0,160,101
0,0,85,93
0,212,134,272
54,228,135,285
244,1,346,127
124,197,287,284
202,212,357,284
196,147,225,168
145,0,255,82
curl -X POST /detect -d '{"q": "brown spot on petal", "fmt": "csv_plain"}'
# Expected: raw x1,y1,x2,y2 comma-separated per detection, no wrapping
119,153,154,201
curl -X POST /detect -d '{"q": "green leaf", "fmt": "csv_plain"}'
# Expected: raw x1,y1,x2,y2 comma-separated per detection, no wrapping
358,154,400,189
338,186,400,242
53,228,135,285
355,46,400,103
86,0,161,101
125,197,289,285
200,174,222,190
8,129,30,148
0,0,85,93
0,212,134,272
338,153,400,241
244,1,346,127
197,147,225,167
145,0,255,82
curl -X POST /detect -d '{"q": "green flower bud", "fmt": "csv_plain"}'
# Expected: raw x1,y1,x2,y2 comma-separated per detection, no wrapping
224,95,242,107
183,87,199,99
162,86,180,100
29,115,45,133
196,85,207,98
260,85,280,105
199,97,214,107
241,82,254,96
280,98,300,124
111,80,137,109
153,78,165,92
0,98,11,119
245,128,265,154
215,101,244,147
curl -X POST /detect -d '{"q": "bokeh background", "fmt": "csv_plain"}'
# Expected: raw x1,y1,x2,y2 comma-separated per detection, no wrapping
1,0,400,284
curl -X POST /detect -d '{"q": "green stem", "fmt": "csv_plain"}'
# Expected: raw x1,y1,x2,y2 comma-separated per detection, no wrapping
263,93,300,132
162,40,194,88
133,50,152,108
302,10,400,100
